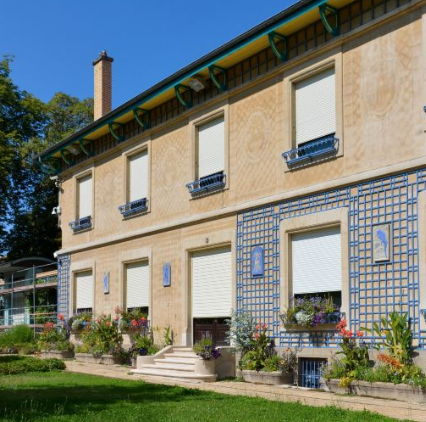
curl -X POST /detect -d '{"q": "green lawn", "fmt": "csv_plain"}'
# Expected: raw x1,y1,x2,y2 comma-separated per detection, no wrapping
0,371,412,422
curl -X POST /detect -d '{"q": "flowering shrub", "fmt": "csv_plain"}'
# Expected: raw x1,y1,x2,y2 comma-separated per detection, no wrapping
79,314,123,358
280,296,339,328
193,338,221,360
129,333,159,357
225,309,256,354
241,324,274,371
263,348,298,373
68,312,92,331
37,319,74,352
114,307,148,332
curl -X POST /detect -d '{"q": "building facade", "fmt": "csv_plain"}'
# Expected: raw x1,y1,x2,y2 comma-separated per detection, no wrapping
39,0,426,377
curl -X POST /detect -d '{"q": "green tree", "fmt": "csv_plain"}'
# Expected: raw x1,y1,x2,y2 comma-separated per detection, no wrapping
0,57,93,259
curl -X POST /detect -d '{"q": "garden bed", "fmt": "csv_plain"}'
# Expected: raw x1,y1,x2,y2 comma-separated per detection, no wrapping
325,379,426,404
242,370,293,385
40,350,74,359
75,353,122,365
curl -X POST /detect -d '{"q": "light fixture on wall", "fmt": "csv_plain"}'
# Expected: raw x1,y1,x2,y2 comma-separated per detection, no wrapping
187,75,206,92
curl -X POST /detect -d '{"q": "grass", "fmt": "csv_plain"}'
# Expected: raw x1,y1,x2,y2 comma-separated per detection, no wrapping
0,371,414,422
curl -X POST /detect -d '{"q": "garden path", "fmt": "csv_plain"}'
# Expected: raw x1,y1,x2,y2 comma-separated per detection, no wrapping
65,361,426,422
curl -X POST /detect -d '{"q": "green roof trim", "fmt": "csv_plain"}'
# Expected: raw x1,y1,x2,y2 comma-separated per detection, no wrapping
39,0,336,163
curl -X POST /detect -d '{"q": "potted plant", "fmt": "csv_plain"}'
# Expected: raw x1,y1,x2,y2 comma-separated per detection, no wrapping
37,315,74,359
280,296,340,329
241,324,296,385
75,314,124,364
193,338,221,375
129,333,159,367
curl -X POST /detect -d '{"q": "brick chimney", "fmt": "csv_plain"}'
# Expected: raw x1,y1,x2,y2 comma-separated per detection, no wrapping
93,50,113,120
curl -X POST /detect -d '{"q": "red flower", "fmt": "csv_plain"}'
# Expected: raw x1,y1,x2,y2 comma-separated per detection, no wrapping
255,324,260,330
58,314,64,321
336,319,347,330
131,319,138,327
356,330,364,337
106,321,111,327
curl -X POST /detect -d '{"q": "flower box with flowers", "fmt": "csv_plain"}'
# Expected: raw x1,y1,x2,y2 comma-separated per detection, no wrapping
323,313,426,404
280,296,341,330
241,324,297,385
37,316,75,359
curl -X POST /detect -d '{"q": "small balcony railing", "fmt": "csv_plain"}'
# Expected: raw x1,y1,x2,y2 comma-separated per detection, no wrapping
118,198,148,217
69,216,92,232
282,135,339,168
186,171,226,196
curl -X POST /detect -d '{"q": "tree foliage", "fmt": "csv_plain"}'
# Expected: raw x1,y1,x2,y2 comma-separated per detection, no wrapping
0,57,93,259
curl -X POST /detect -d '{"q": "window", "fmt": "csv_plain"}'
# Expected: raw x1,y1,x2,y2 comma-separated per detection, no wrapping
294,67,336,145
191,246,232,318
128,150,148,202
119,150,149,216
291,226,341,303
198,117,225,179
75,271,94,313
187,116,226,196
283,67,338,168
70,174,93,231
125,261,149,313
78,174,93,219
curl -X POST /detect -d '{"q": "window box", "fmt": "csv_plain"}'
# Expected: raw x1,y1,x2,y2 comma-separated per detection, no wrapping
69,216,92,232
283,312,343,331
282,135,338,168
119,198,148,217
186,171,226,197
280,295,342,330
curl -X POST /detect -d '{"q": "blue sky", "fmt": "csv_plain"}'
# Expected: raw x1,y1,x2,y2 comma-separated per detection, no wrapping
1,0,294,108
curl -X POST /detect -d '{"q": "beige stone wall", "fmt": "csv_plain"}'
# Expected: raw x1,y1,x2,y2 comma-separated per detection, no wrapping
68,216,236,346
59,10,426,252
58,8,426,347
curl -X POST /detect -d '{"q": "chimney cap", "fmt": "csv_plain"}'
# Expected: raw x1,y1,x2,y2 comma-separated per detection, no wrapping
93,50,114,66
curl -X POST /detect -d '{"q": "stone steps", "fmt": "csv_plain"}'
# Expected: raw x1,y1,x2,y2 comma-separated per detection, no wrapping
132,367,216,382
141,362,195,372
131,345,216,383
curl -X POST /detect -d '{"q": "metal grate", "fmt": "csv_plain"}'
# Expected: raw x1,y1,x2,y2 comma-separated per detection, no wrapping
237,169,424,348
300,358,326,388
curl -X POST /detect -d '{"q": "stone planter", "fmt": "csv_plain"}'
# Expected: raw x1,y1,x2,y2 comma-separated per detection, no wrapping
325,379,426,404
242,370,294,385
75,353,122,365
40,350,74,359
194,358,216,375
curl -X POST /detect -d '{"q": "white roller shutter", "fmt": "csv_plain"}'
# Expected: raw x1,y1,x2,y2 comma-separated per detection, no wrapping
292,226,341,295
198,117,225,178
129,151,148,202
76,271,94,310
192,247,232,318
78,175,92,218
295,68,336,145
126,261,149,309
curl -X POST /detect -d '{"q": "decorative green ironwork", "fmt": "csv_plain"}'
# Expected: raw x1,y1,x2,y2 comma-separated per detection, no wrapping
208,65,228,91
38,156,56,175
268,31,288,61
79,139,92,156
319,3,339,36
60,149,72,165
133,107,151,130
108,122,125,142
175,84,193,108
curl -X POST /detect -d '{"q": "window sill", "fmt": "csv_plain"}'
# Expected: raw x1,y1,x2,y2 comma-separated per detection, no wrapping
69,216,92,233
186,172,226,198
119,198,148,218
283,135,339,170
